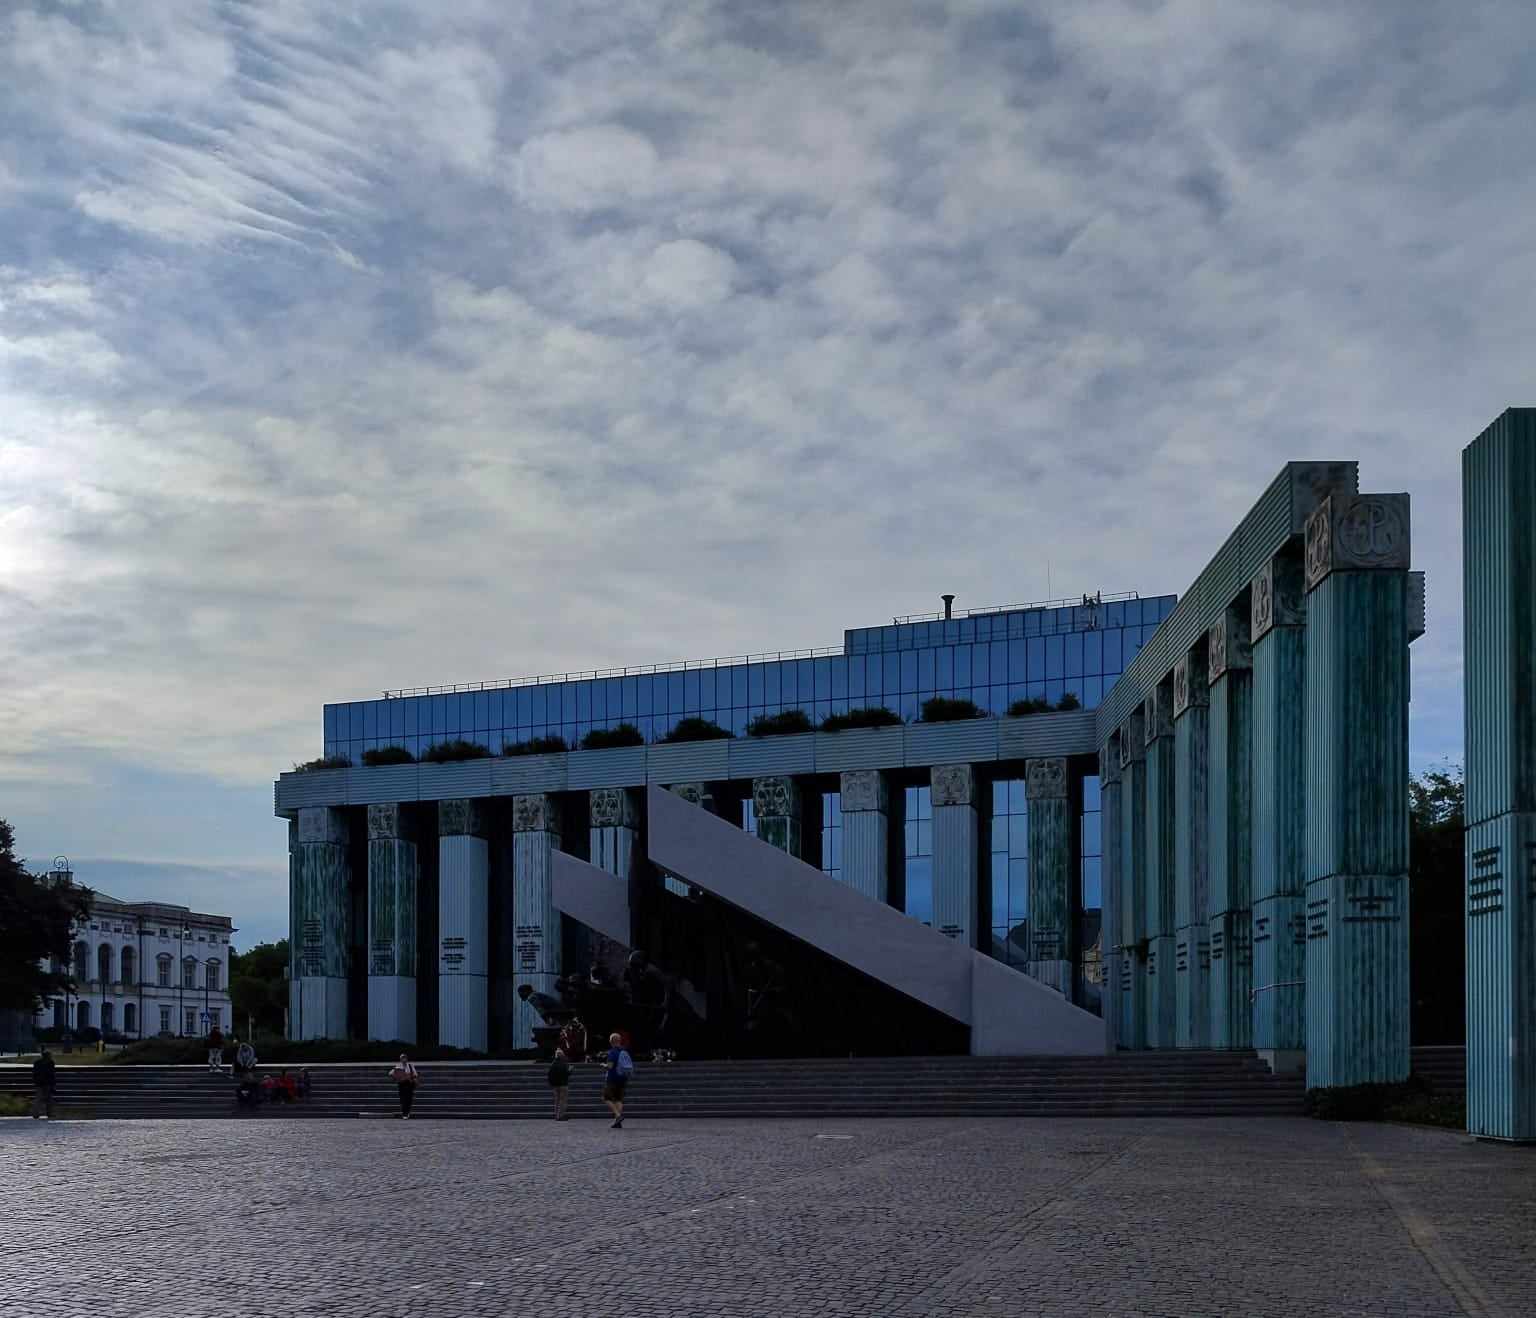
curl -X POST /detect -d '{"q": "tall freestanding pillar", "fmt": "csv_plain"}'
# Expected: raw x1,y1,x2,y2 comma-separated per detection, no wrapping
291,806,350,1040
931,764,979,947
512,793,564,1050
1208,606,1255,1049
1100,743,1123,1050
752,776,803,856
1463,409,1536,1140
1172,652,1210,1049
1303,493,1411,1088
1143,685,1177,1049
438,799,489,1052
1025,757,1073,995
1117,711,1147,1049
367,804,418,1043
1250,552,1308,1070
839,770,890,902
590,788,640,882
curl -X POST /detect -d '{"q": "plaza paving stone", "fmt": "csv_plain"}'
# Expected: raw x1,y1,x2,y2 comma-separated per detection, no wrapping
2,1115,1533,1317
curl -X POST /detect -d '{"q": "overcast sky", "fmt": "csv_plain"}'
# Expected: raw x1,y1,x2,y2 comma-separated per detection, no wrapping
3,1,1531,948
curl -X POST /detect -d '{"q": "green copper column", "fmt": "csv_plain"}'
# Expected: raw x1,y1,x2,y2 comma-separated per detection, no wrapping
752,776,804,856
511,793,563,1051
1172,650,1210,1049
1303,493,1411,1089
1143,684,1177,1049
367,804,418,1043
1117,711,1147,1049
1025,757,1074,996
1208,605,1255,1049
1100,743,1123,1048
1250,551,1308,1070
291,806,351,1041
1463,410,1536,1140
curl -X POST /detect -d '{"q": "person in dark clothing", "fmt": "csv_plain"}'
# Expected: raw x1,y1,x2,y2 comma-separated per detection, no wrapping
547,1049,571,1121
206,1025,226,1074
32,1048,56,1120
389,1054,420,1119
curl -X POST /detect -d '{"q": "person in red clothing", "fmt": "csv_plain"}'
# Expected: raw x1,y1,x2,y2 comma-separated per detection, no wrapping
277,1070,299,1103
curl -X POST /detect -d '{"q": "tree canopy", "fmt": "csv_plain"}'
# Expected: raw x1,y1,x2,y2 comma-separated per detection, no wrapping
0,819,92,1014
230,939,289,1038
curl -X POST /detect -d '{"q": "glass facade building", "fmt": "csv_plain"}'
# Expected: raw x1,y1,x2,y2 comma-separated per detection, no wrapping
322,596,1176,763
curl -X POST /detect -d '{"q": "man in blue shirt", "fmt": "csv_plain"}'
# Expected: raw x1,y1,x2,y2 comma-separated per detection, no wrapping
602,1032,633,1129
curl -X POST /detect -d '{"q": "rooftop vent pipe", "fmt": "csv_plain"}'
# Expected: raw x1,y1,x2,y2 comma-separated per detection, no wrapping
941,593,955,619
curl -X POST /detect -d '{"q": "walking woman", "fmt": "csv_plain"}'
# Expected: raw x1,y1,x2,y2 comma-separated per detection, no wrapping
602,1032,634,1129
389,1053,421,1119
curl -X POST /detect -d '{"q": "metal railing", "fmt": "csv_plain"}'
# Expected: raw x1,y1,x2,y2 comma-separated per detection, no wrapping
890,590,1141,626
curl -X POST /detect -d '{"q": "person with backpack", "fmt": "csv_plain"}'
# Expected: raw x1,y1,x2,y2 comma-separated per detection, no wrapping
31,1047,56,1120
389,1053,420,1119
547,1049,571,1121
602,1031,634,1129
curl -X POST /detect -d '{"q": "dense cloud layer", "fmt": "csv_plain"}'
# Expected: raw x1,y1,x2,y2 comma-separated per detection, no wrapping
3,1,1530,932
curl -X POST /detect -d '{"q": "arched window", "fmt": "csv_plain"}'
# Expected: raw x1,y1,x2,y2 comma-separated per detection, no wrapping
205,960,220,991
182,957,197,989
123,1002,137,1035
76,1000,90,1031
101,1001,114,1033
97,943,113,984
157,954,172,987
52,1000,66,1030
121,945,136,986
72,941,89,983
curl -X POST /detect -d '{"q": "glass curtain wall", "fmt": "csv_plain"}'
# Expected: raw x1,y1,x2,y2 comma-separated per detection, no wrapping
989,780,1030,967
821,792,842,881
903,786,933,925
1077,774,1104,1011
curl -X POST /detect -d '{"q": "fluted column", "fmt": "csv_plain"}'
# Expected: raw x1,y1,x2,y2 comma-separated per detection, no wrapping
1025,757,1073,995
1117,711,1147,1050
438,799,489,1052
367,804,417,1043
1099,743,1123,1049
931,764,979,947
752,776,803,856
1250,551,1308,1069
839,770,890,902
1143,684,1177,1049
590,788,641,882
511,793,563,1051
291,806,350,1040
1208,605,1255,1049
662,783,713,895
1303,493,1411,1088
1172,651,1210,1049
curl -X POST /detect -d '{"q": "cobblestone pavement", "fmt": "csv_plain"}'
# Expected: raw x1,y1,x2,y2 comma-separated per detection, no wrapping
3,1116,1533,1317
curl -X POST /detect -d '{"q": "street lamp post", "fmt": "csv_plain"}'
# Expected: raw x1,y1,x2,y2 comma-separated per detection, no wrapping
179,925,189,1038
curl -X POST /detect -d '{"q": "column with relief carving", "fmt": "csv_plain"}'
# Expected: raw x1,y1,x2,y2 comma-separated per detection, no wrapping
752,776,803,857
1025,757,1074,995
1143,683,1177,1049
291,806,350,1040
438,799,488,1052
511,793,563,1051
839,771,890,903
1117,711,1147,1049
1303,493,1412,1087
931,764,980,947
1172,650,1210,1049
1208,605,1254,1049
1250,550,1308,1069
367,804,417,1043
1099,742,1122,1048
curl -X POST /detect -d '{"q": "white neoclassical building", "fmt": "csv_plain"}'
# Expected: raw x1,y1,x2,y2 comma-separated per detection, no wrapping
35,886,236,1040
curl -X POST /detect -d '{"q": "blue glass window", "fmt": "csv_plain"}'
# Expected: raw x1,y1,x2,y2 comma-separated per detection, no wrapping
903,786,933,925
990,778,1030,968
955,644,972,688
821,792,842,881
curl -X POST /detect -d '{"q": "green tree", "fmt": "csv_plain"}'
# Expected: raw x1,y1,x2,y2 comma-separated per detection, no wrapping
230,939,290,1038
0,819,92,1014
1408,763,1464,1046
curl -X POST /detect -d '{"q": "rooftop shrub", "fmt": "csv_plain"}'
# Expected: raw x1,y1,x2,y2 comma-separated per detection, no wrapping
362,746,415,766
919,696,984,723
818,706,902,733
1056,691,1081,711
420,739,491,763
504,735,570,757
292,755,351,773
580,723,645,750
1007,698,1051,718
746,709,814,738
659,717,733,744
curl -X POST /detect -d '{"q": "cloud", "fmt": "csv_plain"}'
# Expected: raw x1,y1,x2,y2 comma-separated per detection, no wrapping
2,0,1532,939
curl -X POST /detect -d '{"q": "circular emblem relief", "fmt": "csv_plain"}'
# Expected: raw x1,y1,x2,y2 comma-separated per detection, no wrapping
1336,499,1406,564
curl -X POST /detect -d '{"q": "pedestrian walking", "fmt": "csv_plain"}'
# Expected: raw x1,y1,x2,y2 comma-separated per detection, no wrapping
206,1024,225,1073
389,1053,420,1119
548,1049,571,1121
602,1032,634,1129
31,1047,56,1120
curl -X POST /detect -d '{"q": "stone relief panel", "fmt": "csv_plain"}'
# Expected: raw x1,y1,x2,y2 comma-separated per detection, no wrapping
930,763,976,807
1306,493,1410,590
588,788,637,829
512,794,560,834
751,775,801,819
1251,554,1306,641
367,803,411,841
666,782,713,811
1099,742,1122,786
1025,757,1068,800
1142,687,1173,744
297,807,347,845
1173,653,1209,716
839,769,889,813
1208,608,1252,682
1118,712,1145,766
438,798,485,838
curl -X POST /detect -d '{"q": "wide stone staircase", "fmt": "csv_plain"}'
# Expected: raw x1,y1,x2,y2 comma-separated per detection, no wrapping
2,1051,1306,1120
